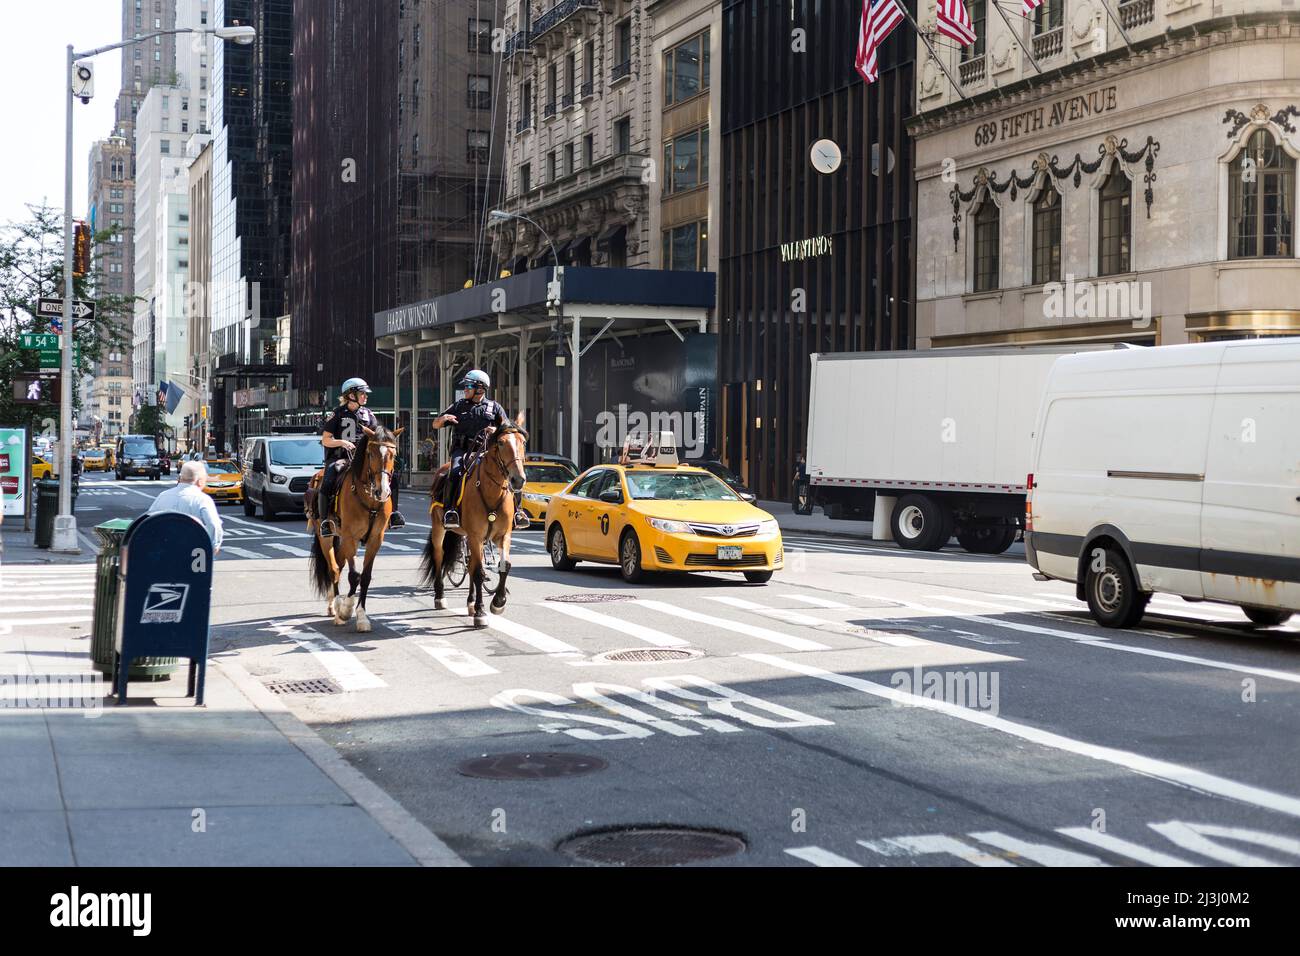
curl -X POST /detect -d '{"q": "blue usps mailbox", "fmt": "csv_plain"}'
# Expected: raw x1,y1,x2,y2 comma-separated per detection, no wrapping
114,512,213,705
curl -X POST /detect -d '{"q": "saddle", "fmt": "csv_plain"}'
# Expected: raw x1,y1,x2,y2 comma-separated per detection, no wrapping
432,448,485,511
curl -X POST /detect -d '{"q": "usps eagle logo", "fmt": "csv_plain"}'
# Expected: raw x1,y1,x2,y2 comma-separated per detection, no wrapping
140,583,191,623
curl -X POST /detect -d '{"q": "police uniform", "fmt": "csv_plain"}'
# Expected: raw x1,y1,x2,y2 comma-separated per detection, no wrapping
319,403,379,515
441,395,508,508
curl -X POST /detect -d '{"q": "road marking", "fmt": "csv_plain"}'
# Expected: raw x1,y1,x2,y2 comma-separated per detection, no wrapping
220,547,265,559
785,846,862,867
1148,821,1299,867
924,594,1044,613
264,621,386,690
967,831,1108,867
746,653,1300,821
781,594,852,609
704,595,829,626
419,644,499,677
1055,828,1195,867
2,616,91,627
374,541,415,552
0,605,93,614
478,613,583,655
540,600,690,647
266,543,313,558
857,834,1014,867
226,515,312,538
703,595,923,647
635,599,831,652
851,591,1300,685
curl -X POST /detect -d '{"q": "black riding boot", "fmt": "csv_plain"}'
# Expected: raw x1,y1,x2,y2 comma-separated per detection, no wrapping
388,510,406,529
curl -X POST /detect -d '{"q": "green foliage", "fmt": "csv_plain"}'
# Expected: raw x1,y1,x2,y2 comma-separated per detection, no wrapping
130,403,166,437
0,203,134,429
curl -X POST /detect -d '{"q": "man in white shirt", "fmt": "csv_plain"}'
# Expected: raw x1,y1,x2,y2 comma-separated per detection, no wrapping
147,460,223,553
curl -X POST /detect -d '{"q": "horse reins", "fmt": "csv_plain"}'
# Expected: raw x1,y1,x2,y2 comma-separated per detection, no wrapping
473,431,524,523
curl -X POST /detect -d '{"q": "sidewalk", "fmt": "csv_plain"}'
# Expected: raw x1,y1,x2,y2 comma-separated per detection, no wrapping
0,552,464,867
0,524,98,566
757,499,876,540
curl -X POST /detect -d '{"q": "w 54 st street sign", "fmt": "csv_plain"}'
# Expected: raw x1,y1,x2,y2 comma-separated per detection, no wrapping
20,333,59,350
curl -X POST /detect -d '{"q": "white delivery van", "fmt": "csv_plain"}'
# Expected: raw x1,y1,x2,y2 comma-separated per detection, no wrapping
1026,338,1300,628
241,434,325,520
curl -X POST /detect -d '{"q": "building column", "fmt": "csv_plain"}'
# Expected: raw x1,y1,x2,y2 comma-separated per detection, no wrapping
570,314,581,465
410,347,420,469
438,341,450,464
517,330,530,428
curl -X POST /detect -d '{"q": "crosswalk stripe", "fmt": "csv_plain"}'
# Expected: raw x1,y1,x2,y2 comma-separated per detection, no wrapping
264,621,387,690
266,543,313,558
540,600,689,647
1055,827,1195,867
0,605,93,614
418,644,499,677
857,834,1014,867
476,613,582,655
785,846,862,867
967,831,1109,867
635,599,830,651
220,547,264,559
781,593,852,609
375,541,415,552
702,595,922,647
3,616,91,627
704,595,827,625
982,592,1079,610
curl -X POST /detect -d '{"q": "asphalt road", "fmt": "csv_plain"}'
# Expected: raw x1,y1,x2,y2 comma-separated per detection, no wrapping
54,475,1300,867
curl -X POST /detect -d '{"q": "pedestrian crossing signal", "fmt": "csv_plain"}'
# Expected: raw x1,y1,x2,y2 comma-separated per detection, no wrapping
73,222,91,278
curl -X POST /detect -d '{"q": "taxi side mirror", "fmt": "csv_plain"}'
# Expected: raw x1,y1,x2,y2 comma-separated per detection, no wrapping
598,488,623,504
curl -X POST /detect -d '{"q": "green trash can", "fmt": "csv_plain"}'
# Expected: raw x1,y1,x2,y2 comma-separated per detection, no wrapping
90,518,180,680
34,479,60,548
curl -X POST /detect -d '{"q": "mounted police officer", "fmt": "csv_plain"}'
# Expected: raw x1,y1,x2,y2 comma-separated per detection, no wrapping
318,377,406,537
433,369,529,531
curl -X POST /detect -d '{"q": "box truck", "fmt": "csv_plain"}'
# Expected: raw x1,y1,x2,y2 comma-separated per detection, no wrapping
805,346,1115,553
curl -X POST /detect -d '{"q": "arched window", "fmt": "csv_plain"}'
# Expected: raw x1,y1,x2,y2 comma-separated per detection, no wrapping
1230,129,1295,258
973,196,999,292
1098,165,1131,276
1032,183,1061,285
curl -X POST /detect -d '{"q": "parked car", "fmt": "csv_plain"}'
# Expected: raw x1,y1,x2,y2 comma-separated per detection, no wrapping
241,435,325,520
1026,338,1300,629
696,459,757,502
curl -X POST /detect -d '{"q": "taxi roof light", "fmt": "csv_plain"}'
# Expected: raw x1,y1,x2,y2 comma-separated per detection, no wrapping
620,431,679,468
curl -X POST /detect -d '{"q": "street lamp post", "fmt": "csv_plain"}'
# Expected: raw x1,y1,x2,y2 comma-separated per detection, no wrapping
51,24,255,552
488,209,559,270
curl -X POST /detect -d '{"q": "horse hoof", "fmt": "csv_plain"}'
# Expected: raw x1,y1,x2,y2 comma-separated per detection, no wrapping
355,609,371,633
474,614,489,628
434,598,446,611
490,602,505,615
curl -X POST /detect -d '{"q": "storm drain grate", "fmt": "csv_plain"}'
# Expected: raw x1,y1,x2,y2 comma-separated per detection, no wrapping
558,825,747,866
596,647,703,664
457,752,608,780
546,593,637,604
263,678,343,696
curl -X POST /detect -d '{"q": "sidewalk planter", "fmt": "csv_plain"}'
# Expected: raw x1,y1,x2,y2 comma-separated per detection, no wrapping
90,519,180,680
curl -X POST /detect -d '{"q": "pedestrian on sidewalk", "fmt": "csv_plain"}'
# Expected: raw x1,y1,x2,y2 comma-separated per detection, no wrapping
791,450,812,515
147,460,223,554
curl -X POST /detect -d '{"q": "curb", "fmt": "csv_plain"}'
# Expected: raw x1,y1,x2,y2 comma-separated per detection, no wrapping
216,658,468,867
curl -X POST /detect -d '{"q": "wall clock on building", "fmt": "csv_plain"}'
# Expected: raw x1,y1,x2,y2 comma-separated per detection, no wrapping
810,139,842,174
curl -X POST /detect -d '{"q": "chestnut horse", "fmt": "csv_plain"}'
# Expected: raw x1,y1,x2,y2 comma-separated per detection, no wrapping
419,414,527,626
308,424,403,632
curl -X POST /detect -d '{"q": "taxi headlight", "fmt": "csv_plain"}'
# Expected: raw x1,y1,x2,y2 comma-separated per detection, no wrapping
647,517,692,534
523,493,551,503
758,519,780,536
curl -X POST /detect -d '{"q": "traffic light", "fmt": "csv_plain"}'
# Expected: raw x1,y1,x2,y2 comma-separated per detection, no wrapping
73,221,91,278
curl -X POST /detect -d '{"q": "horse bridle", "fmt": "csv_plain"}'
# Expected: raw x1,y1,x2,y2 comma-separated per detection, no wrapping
475,429,525,518
351,439,398,508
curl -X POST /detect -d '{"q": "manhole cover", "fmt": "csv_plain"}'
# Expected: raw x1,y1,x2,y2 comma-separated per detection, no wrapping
264,677,342,695
457,752,608,780
546,593,636,604
595,647,704,664
558,826,747,866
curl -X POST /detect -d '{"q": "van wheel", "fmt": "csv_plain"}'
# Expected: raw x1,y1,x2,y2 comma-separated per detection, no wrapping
548,525,577,571
243,495,255,517
619,531,645,583
1241,606,1292,628
957,525,1017,555
891,494,949,551
1085,547,1149,628
262,495,277,521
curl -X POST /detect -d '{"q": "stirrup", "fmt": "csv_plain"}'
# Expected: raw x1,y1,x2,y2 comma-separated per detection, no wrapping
443,509,460,529
388,511,406,529
319,518,338,538
513,509,531,530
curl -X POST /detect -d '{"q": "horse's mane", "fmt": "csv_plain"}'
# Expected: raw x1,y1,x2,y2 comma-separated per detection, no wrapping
492,421,529,443
349,423,397,479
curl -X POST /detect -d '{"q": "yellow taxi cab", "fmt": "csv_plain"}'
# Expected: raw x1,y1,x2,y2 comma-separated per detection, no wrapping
81,448,108,472
544,433,782,584
201,459,244,504
31,455,53,479
98,444,117,470
519,455,578,526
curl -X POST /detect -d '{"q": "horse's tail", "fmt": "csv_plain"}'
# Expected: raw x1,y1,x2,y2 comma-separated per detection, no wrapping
419,528,461,587
419,530,436,586
309,533,334,597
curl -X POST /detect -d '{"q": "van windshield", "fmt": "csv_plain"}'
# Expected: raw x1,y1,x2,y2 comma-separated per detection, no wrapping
122,440,157,457
268,440,324,467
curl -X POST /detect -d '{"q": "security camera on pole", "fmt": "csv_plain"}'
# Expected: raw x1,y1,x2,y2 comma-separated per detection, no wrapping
51,22,257,552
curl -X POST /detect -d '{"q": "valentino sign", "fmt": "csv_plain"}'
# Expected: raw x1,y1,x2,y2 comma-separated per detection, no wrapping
780,235,834,262
973,86,1118,147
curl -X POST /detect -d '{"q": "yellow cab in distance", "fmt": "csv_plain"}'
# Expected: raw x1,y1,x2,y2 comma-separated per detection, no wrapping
81,448,108,471
98,444,117,470
31,455,54,479
544,432,782,584
201,458,244,504
519,455,578,525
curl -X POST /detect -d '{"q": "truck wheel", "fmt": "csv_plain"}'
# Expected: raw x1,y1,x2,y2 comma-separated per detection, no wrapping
957,525,1017,555
262,494,277,521
890,494,948,551
1241,606,1292,628
1085,547,1149,628
243,494,255,517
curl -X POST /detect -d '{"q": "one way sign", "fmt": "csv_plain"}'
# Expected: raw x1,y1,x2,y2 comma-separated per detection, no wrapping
37,297,95,322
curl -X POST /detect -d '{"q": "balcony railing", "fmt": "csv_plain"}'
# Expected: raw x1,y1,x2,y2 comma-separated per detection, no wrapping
503,30,535,59
1119,0,1154,29
1032,27,1063,60
516,114,533,134
580,80,594,98
611,59,632,83
543,101,557,118
532,0,598,41
959,55,986,86
561,92,575,109
509,151,649,206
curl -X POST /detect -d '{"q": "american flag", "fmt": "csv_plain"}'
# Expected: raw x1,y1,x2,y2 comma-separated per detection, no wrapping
1022,0,1045,14
856,0,905,84
936,0,976,46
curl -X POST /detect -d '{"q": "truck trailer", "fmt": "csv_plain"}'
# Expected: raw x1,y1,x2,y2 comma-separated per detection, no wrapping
804,346,1121,554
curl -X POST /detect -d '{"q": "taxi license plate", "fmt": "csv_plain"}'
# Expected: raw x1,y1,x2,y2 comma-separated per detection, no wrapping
716,546,743,561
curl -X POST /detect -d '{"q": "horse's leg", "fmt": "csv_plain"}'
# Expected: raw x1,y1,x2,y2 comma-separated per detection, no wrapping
431,512,448,611
355,542,379,633
490,532,513,615
467,534,487,626
334,542,358,623
319,532,344,620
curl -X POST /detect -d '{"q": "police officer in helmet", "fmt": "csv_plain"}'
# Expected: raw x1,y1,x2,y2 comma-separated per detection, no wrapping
433,369,529,530
318,377,406,536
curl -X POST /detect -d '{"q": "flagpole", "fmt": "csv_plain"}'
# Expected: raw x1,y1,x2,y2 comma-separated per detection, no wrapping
898,5,968,101
992,3,1043,74
1095,0,1134,49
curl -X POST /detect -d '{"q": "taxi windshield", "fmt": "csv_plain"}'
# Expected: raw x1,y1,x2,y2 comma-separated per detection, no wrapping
206,461,240,474
525,465,574,484
625,471,739,501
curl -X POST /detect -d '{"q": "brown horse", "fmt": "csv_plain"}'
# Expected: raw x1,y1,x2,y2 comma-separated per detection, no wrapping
308,423,404,632
419,413,527,626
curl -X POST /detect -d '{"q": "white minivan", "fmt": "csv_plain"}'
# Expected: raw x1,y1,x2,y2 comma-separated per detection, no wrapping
1026,338,1300,629
241,434,325,520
